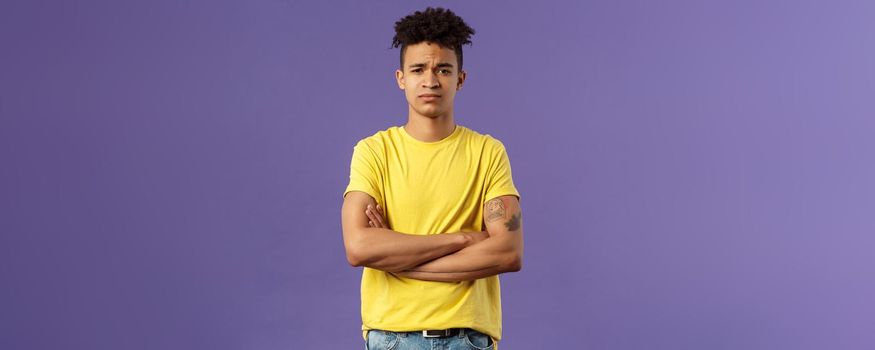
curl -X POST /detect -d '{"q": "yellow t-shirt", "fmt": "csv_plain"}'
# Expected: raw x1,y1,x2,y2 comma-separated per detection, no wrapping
343,124,520,345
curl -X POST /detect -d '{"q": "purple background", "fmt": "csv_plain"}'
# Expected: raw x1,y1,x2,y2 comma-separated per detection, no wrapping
2,0,874,349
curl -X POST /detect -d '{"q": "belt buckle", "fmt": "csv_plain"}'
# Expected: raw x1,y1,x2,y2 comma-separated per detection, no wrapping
422,329,449,338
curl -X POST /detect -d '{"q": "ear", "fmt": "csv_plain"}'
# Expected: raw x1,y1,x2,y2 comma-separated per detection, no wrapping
457,70,466,90
395,69,405,90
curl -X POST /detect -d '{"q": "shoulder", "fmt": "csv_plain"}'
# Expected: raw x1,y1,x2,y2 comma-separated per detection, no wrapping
460,125,508,153
353,125,402,150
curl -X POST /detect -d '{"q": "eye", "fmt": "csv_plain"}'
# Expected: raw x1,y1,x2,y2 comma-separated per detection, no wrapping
439,69,452,74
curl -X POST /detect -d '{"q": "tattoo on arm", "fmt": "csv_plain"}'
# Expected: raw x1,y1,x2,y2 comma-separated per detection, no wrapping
504,213,522,231
484,198,506,223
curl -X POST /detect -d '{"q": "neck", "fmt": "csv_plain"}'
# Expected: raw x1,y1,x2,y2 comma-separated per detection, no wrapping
403,109,456,142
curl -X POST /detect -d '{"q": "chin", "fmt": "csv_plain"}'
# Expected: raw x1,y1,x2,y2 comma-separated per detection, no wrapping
418,110,444,119
420,103,451,116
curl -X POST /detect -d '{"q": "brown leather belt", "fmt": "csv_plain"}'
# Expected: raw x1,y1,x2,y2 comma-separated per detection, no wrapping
421,328,463,337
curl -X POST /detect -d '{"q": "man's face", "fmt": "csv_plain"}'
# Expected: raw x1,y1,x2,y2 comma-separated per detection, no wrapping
395,41,466,119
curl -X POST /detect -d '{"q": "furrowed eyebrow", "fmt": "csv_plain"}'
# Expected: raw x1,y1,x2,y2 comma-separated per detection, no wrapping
408,62,455,69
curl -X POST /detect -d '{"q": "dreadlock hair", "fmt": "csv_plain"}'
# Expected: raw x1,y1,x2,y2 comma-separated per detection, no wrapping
391,7,476,71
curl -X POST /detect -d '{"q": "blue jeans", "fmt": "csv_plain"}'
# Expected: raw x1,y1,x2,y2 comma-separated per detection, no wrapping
366,328,495,350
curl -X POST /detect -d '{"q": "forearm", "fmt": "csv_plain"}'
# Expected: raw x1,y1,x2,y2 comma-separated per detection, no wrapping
349,228,471,273
392,265,508,282
395,235,521,281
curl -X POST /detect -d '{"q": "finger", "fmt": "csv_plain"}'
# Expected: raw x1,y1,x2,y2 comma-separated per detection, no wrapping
372,213,385,228
372,207,385,227
368,220,374,227
365,208,377,225
369,209,387,228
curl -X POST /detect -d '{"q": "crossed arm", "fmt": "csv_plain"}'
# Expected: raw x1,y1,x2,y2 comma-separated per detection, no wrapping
341,191,523,282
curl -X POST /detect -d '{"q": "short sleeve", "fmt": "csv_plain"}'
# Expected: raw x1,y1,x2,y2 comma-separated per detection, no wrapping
484,140,520,202
343,141,384,205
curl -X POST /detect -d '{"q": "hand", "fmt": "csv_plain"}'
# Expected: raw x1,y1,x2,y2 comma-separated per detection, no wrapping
366,203,485,247
462,230,490,246
366,204,388,229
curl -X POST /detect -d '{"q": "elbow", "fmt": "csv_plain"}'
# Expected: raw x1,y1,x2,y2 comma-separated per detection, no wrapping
346,250,363,267
346,242,375,268
347,249,403,272
505,253,523,272
344,235,367,267
345,237,385,269
509,259,522,272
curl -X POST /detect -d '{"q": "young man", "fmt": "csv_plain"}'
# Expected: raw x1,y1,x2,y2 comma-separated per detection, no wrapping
341,7,523,350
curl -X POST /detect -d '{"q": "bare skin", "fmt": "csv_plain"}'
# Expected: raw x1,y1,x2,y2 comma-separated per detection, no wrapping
394,41,466,143
364,203,488,245
341,191,489,273
365,195,523,282
341,42,523,282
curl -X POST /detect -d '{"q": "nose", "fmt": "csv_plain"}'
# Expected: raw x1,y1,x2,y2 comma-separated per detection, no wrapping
421,70,440,89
